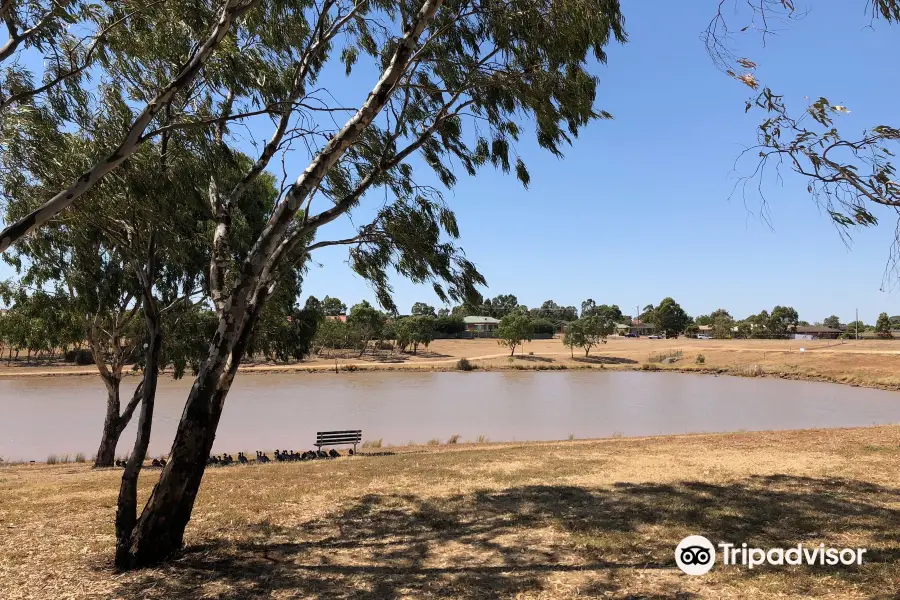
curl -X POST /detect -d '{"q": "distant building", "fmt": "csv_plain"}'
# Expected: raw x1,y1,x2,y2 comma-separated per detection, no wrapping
463,316,500,332
615,319,656,336
792,325,842,340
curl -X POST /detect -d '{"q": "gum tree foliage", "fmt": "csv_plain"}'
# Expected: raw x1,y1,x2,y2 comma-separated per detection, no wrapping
531,299,578,322
531,317,555,335
768,305,799,336
562,315,610,357
823,315,842,330
0,103,286,467
710,309,735,339
482,294,521,318
347,300,386,355
0,0,627,568
407,314,437,353
321,296,347,316
411,301,436,316
875,312,893,338
0,285,86,360
844,320,869,336
705,1,900,285
313,315,356,355
246,271,323,362
647,297,690,338
580,300,623,323
391,315,435,353
497,311,534,356
433,314,465,335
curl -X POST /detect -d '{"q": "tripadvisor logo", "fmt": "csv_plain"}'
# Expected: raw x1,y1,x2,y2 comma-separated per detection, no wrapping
675,535,867,575
675,535,716,575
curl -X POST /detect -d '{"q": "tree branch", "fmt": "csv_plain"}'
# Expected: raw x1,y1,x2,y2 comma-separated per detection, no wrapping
0,0,260,254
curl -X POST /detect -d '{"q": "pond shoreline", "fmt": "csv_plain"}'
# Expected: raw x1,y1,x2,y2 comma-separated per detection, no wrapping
1,358,899,394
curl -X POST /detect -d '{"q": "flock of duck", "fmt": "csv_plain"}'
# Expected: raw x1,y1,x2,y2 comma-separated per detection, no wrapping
114,457,167,467
113,448,350,469
209,449,347,465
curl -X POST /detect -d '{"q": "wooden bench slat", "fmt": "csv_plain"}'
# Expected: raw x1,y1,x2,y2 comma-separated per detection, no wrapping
316,429,361,435
314,429,362,452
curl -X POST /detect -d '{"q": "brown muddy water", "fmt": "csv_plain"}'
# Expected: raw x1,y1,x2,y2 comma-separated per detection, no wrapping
1,371,899,461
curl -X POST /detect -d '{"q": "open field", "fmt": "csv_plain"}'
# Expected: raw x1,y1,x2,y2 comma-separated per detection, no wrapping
1,426,898,599
3,337,900,391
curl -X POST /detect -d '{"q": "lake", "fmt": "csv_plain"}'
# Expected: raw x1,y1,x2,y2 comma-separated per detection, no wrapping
1,371,899,461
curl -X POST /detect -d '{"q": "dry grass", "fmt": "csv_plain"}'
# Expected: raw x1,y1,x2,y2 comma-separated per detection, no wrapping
1,426,898,599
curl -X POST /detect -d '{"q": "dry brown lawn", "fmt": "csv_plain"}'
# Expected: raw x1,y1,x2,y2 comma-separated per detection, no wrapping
1,426,899,599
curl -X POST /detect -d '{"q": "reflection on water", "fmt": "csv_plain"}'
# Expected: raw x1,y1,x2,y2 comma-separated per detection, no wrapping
1,371,898,461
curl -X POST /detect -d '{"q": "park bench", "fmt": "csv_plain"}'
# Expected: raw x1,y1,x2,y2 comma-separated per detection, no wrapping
315,429,362,453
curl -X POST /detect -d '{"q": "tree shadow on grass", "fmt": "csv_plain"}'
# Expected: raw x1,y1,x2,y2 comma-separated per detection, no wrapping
573,355,638,365
110,475,900,599
514,354,555,363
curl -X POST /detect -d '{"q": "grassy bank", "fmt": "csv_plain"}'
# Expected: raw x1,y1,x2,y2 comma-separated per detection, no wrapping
4,338,900,392
1,426,898,599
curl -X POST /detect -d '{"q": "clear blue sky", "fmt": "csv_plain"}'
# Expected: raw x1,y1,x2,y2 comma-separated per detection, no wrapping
298,0,899,324
2,1,897,324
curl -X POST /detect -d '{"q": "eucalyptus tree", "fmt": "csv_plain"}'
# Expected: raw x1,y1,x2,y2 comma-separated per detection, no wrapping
321,295,347,316
411,301,436,317
116,0,626,569
347,300,386,356
2,0,627,567
0,0,271,249
497,312,534,356
0,285,84,360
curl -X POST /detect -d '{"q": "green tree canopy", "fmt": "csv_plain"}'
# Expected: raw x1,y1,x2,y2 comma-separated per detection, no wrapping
321,296,347,317
647,298,690,338
875,312,893,339
347,301,386,356
562,315,613,356
497,312,534,356
411,302,437,317
823,315,842,330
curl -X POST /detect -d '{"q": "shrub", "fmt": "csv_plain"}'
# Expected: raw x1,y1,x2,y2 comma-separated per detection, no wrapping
532,318,556,336
741,364,763,377
65,349,93,365
476,435,488,444
447,434,460,444
434,315,466,336
46,454,58,465
456,358,474,371
74,452,86,463
695,354,705,365
362,439,383,448
427,438,440,446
